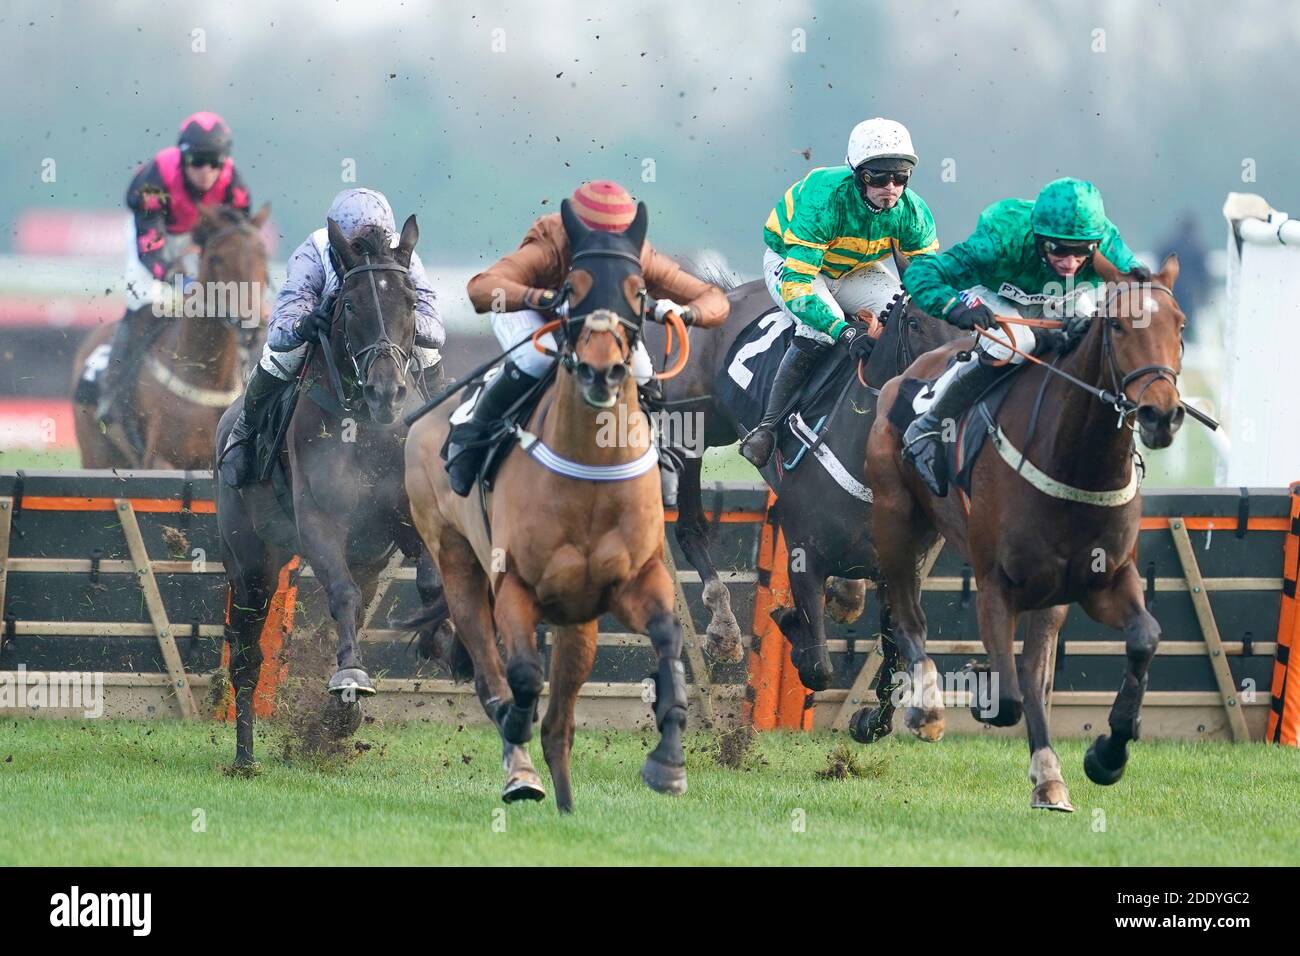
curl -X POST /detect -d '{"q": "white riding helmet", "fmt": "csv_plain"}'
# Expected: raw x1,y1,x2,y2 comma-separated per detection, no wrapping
845,118,918,170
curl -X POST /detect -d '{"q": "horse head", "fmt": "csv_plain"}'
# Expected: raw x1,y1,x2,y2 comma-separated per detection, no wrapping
1094,252,1186,449
326,213,420,424
191,203,271,328
556,198,649,408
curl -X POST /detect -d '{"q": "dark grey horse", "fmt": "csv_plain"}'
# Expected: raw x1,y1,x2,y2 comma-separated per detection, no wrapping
214,215,448,768
645,262,962,712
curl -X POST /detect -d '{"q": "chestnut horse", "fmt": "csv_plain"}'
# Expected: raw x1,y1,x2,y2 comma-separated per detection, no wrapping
73,204,270,469
864,254,1186,811
405,199,688,812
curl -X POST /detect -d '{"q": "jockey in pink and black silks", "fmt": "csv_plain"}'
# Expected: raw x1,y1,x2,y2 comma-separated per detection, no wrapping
97,111,254,429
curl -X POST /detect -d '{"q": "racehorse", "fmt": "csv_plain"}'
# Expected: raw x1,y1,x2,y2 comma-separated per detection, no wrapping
863,254,1186,810
648,262,963,701
405,199,690,813
215,214,432,769
73,204,270,469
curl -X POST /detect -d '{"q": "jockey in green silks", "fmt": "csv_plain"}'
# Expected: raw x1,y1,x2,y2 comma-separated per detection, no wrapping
899,177,1151,496
738,117,940,468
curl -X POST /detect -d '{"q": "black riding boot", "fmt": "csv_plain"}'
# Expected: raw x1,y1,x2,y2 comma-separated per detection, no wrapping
738,340,827,468
218,366,291,488
96,310,160,429
445,361,539,497
902,355,1011,496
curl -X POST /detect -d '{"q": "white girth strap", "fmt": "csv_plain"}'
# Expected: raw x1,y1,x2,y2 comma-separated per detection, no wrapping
145,356,242,408
515,427,659,482
990,424,1139,507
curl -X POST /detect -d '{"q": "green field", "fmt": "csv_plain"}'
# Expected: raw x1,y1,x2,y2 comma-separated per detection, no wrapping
1,718,1294,866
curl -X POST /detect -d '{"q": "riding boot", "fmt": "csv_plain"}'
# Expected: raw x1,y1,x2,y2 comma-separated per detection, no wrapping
445,361,540,497
902,355,1012,496
218,366,291,488
636,378,681,506
96,309,159,426
419,361,446,401
739,340,827,468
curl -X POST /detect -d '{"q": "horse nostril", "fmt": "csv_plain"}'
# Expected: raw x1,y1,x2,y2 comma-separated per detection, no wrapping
1137,404,1176,432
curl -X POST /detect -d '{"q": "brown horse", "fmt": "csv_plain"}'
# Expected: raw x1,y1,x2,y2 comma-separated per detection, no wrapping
405,200,688,813
73,204,270,469
864,254,1186,811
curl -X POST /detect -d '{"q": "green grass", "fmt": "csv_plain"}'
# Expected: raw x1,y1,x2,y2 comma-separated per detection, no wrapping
0,448,82,471
1,718,1295,866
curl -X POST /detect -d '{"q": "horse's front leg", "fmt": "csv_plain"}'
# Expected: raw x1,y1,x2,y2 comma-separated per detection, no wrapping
1021,605,1072,811
612,557,688,796
973,581,1024,728
1080,563,1160,785
782,543,833,691
296,502,372,697
672,456,743,662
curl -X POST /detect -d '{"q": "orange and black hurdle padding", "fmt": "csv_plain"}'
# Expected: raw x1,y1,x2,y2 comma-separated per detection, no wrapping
1267,484,1300,745
745,491,813,730
219,557,298,720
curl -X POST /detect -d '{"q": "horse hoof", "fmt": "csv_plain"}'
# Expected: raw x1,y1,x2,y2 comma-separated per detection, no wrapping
327,668,376,697
224,760,261,779
641,756,687,796
704,629,744,664
323,695,363,739
502,774,547,804
825,578,867,624
1031,780,1074,812
848,706,894,745
904,706,945,742
1084,734,1126,786
790,647,832,692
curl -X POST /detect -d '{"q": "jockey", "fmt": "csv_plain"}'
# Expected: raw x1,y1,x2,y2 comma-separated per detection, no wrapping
738,118,939,467
97,111,252,431
218,187,445,487
900,177,1150,495
444,180,731,498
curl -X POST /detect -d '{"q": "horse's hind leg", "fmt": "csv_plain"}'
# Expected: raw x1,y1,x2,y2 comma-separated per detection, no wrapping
1080,564,1160,785
540,622,599,813
438,531,543,802
612,558,688,797
673,456,743,662
1021,605,1072,811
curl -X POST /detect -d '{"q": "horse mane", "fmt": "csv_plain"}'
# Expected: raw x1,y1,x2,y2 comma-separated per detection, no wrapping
675,253,742,292
348,224,393,258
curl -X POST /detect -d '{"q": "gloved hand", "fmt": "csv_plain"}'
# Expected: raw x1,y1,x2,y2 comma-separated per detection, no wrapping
653,298,684,322
947,302,996,331
294,297,335,344
524,288,562,313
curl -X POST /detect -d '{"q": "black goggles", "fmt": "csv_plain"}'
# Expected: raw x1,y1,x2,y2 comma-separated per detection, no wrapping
184,153,226,170
860,169,910,188
1041,238,1099,258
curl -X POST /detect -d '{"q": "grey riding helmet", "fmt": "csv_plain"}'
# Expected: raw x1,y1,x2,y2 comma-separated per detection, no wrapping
327,188,397,243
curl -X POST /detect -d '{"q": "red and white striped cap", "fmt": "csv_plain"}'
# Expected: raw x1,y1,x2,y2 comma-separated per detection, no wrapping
570,180,637,232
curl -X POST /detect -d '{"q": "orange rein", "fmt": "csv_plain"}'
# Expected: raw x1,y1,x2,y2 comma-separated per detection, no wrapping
531,310,691,381
973,313,1065,369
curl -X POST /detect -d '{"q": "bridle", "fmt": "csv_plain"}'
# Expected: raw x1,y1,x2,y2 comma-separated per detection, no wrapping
192,218,267,328
542,245,646,385
1098,280,1181,423
320,252,417,411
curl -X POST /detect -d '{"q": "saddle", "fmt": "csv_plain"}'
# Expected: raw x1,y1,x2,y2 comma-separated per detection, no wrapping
440,364,557,492
888,359,1023,498
716,308,876,471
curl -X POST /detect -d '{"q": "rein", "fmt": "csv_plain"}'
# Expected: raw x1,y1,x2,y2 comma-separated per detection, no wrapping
975,281,1217,431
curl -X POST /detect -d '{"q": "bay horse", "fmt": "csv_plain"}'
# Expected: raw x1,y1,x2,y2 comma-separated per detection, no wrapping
405,199,689,813
215,214,429,768
864,254,1186,810
73,204,271,469
648,262,963,697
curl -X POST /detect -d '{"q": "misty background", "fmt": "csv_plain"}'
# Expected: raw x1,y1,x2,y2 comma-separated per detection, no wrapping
4,0,1298,275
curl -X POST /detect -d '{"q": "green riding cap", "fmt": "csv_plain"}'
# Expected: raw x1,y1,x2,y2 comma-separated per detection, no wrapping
1030,177,1108,241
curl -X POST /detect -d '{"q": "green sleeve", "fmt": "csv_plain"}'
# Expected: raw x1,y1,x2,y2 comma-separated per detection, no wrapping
1099,219,1143,274
778,179,845,337
899,196,940,257
903,223,1002,320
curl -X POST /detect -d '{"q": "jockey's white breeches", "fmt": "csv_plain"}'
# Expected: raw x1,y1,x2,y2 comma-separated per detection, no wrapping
491,309,654,383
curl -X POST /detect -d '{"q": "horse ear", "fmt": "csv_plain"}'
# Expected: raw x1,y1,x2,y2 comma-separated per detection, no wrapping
624,201,649,251
327,217,356,271
396,214,419,266
250,202,271,229
1157,252,1180,289
560,198,589,247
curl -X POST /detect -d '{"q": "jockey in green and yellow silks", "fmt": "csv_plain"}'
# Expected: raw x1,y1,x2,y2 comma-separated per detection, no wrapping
739,117,940,468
